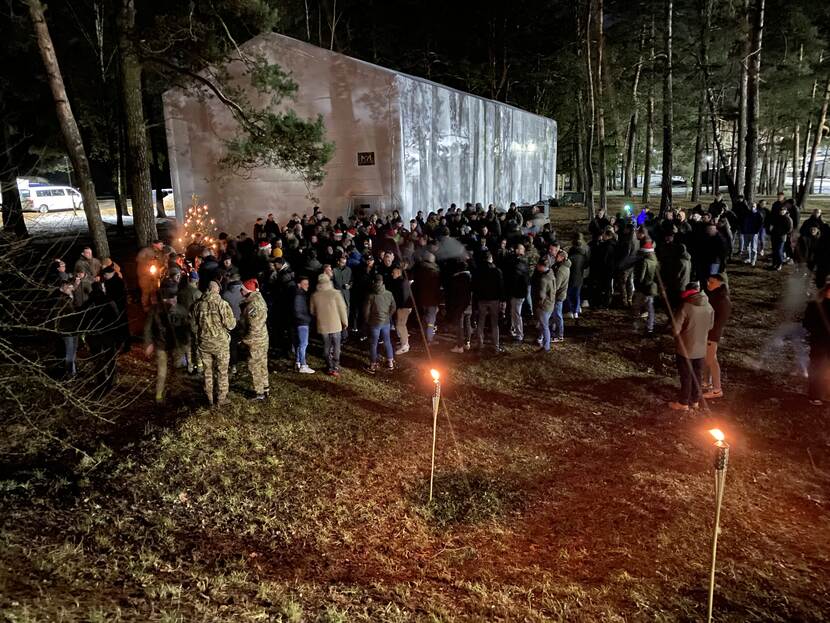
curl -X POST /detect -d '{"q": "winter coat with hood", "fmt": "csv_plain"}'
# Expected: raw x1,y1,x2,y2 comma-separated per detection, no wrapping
552,259,571,302
412,257,442,307
222,281,244,320
363,280,396,327
473,262,505,301
310,274,348,335
445,267,472,321
387,273,414,309
505,254,530,299
634,247,659,296
673,291,715,359
567,244,590,289
530,266,556,313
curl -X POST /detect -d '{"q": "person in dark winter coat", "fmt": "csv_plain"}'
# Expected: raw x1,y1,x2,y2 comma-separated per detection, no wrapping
447,260,473,353
473,252,504,352
767,203,793,270
613,224,638,307
101,264,129,349
293,277,314,373
633,240,659,334
670,282,715,411
411,253,442,343
363,274,397,371
505,244,531,342
567,235,589,319
740,203,765,266
702,273,732,399
530,259,556,352
803,279,830,405
588,228,616,309
144,286,191,402
387,264,413,354
82,282,122,397
222,274,245,374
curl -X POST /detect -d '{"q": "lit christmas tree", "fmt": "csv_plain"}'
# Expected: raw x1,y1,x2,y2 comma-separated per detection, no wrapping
177,195,218,252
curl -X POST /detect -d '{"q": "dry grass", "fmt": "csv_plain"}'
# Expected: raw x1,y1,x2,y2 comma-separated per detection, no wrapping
1,200,829,621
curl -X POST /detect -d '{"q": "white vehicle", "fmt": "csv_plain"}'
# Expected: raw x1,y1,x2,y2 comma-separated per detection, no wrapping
24,185,83,213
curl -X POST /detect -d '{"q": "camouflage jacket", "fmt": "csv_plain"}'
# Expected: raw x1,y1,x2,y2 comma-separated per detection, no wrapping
241,291,268,347
190,291,236,351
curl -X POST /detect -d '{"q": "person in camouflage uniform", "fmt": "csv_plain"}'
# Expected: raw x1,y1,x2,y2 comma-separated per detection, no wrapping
240,279,270,400
190,280,236,405
144,286,191,403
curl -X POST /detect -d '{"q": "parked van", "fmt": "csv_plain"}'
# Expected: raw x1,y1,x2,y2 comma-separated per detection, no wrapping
23,185,83,213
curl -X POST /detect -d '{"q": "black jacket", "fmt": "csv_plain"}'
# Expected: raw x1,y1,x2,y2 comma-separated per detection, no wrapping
505,255,530,299
473,263,505,301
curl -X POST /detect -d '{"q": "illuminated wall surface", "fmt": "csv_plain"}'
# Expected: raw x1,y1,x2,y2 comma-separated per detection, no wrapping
163,33,557,229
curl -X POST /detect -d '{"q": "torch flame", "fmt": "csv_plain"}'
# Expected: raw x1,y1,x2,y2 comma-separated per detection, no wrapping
430,369,440,382
709,429,725,442
149,265,157,275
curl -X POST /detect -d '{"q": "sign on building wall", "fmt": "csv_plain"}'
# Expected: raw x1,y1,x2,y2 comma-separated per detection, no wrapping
357,152,375,166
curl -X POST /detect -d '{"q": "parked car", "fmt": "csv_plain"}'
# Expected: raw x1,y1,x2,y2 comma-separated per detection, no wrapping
24,185,83,213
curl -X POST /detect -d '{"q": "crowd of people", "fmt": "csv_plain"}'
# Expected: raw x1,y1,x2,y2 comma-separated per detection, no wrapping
47,194,830,408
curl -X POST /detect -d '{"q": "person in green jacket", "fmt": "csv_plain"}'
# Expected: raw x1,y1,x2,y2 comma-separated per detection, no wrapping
240,279,270,400
530,259,556,352
190,280,236,406
633,240,659,334
363,273,396,373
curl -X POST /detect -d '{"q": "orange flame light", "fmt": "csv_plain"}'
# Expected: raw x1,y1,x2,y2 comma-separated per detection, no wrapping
709,429,725,442
430,369,440,382
149,265,158,275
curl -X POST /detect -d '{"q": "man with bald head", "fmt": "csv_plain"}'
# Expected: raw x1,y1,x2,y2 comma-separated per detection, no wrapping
190,280,236,405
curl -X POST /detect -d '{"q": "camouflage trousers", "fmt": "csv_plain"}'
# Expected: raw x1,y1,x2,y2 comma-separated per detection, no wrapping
199,346,230,404
155,347,187,401
247,340,269,395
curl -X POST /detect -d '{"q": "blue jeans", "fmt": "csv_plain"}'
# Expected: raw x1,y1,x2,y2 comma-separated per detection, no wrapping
636,293,655,331
566,286,581,316
772,236,786,268
536,309,552,351
422,306,438,343
322,332,341,371
509,297,525,340
63,335,78,375
369,324,393,363
295,325,309,366
477,300,500,347
741,233,758,264
551,301,564,338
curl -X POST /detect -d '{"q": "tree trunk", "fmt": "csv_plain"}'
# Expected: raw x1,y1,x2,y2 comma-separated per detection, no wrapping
1,123,29,237
742,0,764,205
26,0,109,258
118,0,156,248
758,137,769,195
800,66,819,193
582,0,595,216
691,87,705,202
149,125,167,218
799,76,830,209
575,110,586,192
659,0,673,215
642,16,655,205
735,9,748,194
777,147,787,193
595,0,607,212
792,124,800,197
624,25,646,198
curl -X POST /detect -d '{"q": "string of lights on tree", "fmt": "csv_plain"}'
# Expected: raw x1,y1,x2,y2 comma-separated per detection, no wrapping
178,194,218,252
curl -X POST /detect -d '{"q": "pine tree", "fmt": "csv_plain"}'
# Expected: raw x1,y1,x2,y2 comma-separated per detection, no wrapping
178,195,218,253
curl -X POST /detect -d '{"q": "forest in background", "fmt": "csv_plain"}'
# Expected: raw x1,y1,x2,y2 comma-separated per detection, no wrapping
1,0,829,253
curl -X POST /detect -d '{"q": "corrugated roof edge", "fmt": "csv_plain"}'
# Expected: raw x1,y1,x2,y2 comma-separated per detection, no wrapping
164,31,556,128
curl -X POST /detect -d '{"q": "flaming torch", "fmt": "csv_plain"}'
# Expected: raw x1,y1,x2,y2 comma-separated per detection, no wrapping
429,368,441,502
706,428,730,623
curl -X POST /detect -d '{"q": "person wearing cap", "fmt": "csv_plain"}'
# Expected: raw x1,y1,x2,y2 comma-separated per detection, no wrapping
530,258,556,352
240,279,270,400
551,249,571,343
669,281,715,411
633,239,659,335
802,277,830,406
74,246,102,280
702,273,732,399
144,286,191,403
473,251,504,353
222,270,245,375
190,281,236,405
310,273,348,376
363,273,396,372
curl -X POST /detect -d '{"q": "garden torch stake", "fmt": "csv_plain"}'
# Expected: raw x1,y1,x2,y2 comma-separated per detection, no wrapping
429,369,441,502
707,429,729,623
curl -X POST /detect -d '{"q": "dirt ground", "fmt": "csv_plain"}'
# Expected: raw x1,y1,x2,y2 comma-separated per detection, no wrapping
1,200,829,622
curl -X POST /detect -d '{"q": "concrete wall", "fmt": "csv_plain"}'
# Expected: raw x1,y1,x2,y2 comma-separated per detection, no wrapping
163,33,556,231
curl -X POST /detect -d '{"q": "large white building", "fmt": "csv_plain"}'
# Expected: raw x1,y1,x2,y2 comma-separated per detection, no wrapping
163,33,557,228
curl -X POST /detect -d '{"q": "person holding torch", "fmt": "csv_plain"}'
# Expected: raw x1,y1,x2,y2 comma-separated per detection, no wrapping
137,240,164,311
